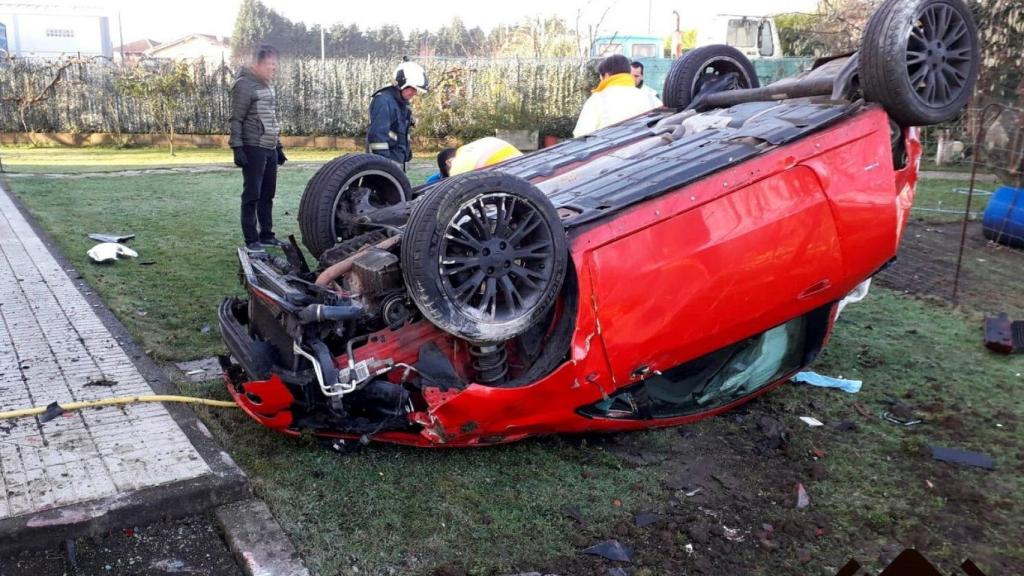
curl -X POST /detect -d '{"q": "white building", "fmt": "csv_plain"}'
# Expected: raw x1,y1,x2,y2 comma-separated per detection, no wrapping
144,33,229,62
0,3,112,58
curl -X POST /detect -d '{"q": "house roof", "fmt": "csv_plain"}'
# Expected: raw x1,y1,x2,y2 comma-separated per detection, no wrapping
144,33,229,55
114,39,160,54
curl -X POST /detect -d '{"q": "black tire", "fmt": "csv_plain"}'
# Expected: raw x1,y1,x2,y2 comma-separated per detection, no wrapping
860,0,979,127
663,45,760,109
401,172,568,344
298,153,410,258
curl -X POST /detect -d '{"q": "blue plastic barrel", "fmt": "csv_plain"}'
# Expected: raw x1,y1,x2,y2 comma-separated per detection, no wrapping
982,185,1024,248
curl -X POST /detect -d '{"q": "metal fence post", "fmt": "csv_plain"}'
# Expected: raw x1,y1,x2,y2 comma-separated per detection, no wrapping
952,103,1005,301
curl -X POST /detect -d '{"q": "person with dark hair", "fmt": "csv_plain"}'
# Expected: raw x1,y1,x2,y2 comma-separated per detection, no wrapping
631,60,661,101
630,60,645,85
367,60,429,171
574,54,662,137
597,53,632,77
229,44,286,252
425,147,456,184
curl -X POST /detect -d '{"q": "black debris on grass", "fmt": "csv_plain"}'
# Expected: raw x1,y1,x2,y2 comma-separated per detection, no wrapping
930,446,996,470
582,539,633,563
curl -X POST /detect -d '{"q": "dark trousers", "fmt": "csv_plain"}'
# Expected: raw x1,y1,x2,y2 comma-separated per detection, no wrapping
240,146,278,245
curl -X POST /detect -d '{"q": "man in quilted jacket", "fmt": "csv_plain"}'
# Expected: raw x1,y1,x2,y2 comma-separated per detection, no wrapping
229,44,286,252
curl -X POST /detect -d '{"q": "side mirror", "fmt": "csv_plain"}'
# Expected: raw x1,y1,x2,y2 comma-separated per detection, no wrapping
758,20,774,57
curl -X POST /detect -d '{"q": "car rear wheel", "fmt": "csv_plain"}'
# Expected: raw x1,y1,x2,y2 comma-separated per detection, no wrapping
401,172,568,344
663,45,760,110
298,153,411,258
860,0,979,127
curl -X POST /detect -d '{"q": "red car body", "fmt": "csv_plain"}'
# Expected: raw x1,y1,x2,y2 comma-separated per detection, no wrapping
224,105,921,447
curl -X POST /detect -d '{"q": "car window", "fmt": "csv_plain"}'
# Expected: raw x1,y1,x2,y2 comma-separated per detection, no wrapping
595,42,623,56
580,304,833,420
758,20,775,56
726,19,759,49
631,43,658,58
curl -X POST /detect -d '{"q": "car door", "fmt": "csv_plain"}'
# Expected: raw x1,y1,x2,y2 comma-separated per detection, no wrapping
587,165,845,389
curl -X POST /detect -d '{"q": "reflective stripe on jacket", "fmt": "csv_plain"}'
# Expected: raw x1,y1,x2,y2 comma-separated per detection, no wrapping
367,86,413,164
572,73,663,138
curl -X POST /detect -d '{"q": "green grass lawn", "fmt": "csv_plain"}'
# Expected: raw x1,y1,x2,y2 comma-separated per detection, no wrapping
0,145,438,174
4,153,1022,575
912,178,998,223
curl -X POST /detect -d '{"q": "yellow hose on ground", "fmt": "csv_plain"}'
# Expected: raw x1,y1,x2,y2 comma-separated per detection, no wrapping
0,395,239,421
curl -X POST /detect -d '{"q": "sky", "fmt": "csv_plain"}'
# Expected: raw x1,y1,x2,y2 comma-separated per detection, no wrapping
11,0,819,43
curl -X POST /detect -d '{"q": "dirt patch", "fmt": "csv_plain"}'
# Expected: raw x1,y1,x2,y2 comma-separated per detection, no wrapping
485,392,1021,576
0,514,242,576
516,405,830,574
877,219,1024,316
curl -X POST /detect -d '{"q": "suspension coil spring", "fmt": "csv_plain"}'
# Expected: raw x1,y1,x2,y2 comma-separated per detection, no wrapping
470,343,508,384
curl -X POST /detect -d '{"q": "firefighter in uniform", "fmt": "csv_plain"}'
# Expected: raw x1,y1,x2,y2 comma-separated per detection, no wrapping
367,61,428,170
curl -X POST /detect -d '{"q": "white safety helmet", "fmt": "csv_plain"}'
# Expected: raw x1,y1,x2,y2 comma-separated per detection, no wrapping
395,61,429,93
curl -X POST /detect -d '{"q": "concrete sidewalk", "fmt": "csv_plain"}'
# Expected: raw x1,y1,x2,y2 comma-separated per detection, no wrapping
0,183,247,551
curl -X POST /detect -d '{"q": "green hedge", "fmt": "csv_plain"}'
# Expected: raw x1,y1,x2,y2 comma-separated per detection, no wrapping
0,57,593,139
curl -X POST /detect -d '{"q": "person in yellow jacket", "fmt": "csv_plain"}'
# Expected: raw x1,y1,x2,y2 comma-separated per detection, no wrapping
448,137,523,176
573,54,663,138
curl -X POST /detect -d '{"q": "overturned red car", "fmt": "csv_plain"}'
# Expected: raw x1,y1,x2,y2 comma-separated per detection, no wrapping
219,0,979,447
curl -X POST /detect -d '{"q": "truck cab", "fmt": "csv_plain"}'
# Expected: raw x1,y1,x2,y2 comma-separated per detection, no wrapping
698,15,783,59
591,34,663,59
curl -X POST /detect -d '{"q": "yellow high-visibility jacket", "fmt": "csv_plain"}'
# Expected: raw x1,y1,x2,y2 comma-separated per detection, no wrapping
572,73,663,138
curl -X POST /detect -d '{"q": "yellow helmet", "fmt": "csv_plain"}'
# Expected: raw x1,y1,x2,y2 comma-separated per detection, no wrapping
449,137,523,176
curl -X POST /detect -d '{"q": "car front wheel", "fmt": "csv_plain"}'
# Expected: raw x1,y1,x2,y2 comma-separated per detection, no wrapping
401,172,568,344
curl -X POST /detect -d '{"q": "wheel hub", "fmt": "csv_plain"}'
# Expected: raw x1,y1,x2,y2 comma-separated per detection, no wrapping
479,239,514,278
330,170,405,243
925,40,946,66
438,193,555,321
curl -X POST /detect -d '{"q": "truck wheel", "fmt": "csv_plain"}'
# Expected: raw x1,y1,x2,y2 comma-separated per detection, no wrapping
663,45,760,110
860,0,979,127
401,172,568,344
298,154,410,258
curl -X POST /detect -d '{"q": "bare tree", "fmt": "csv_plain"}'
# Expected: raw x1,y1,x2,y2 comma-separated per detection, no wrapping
574,0,616,60
115,61,196,155
1,56,83,133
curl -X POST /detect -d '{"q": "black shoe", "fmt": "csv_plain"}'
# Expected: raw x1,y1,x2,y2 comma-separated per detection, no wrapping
245,242,265,253
261,237,287,248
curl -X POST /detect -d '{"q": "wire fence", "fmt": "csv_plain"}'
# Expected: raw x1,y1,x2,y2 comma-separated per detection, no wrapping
876,102,1024,317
